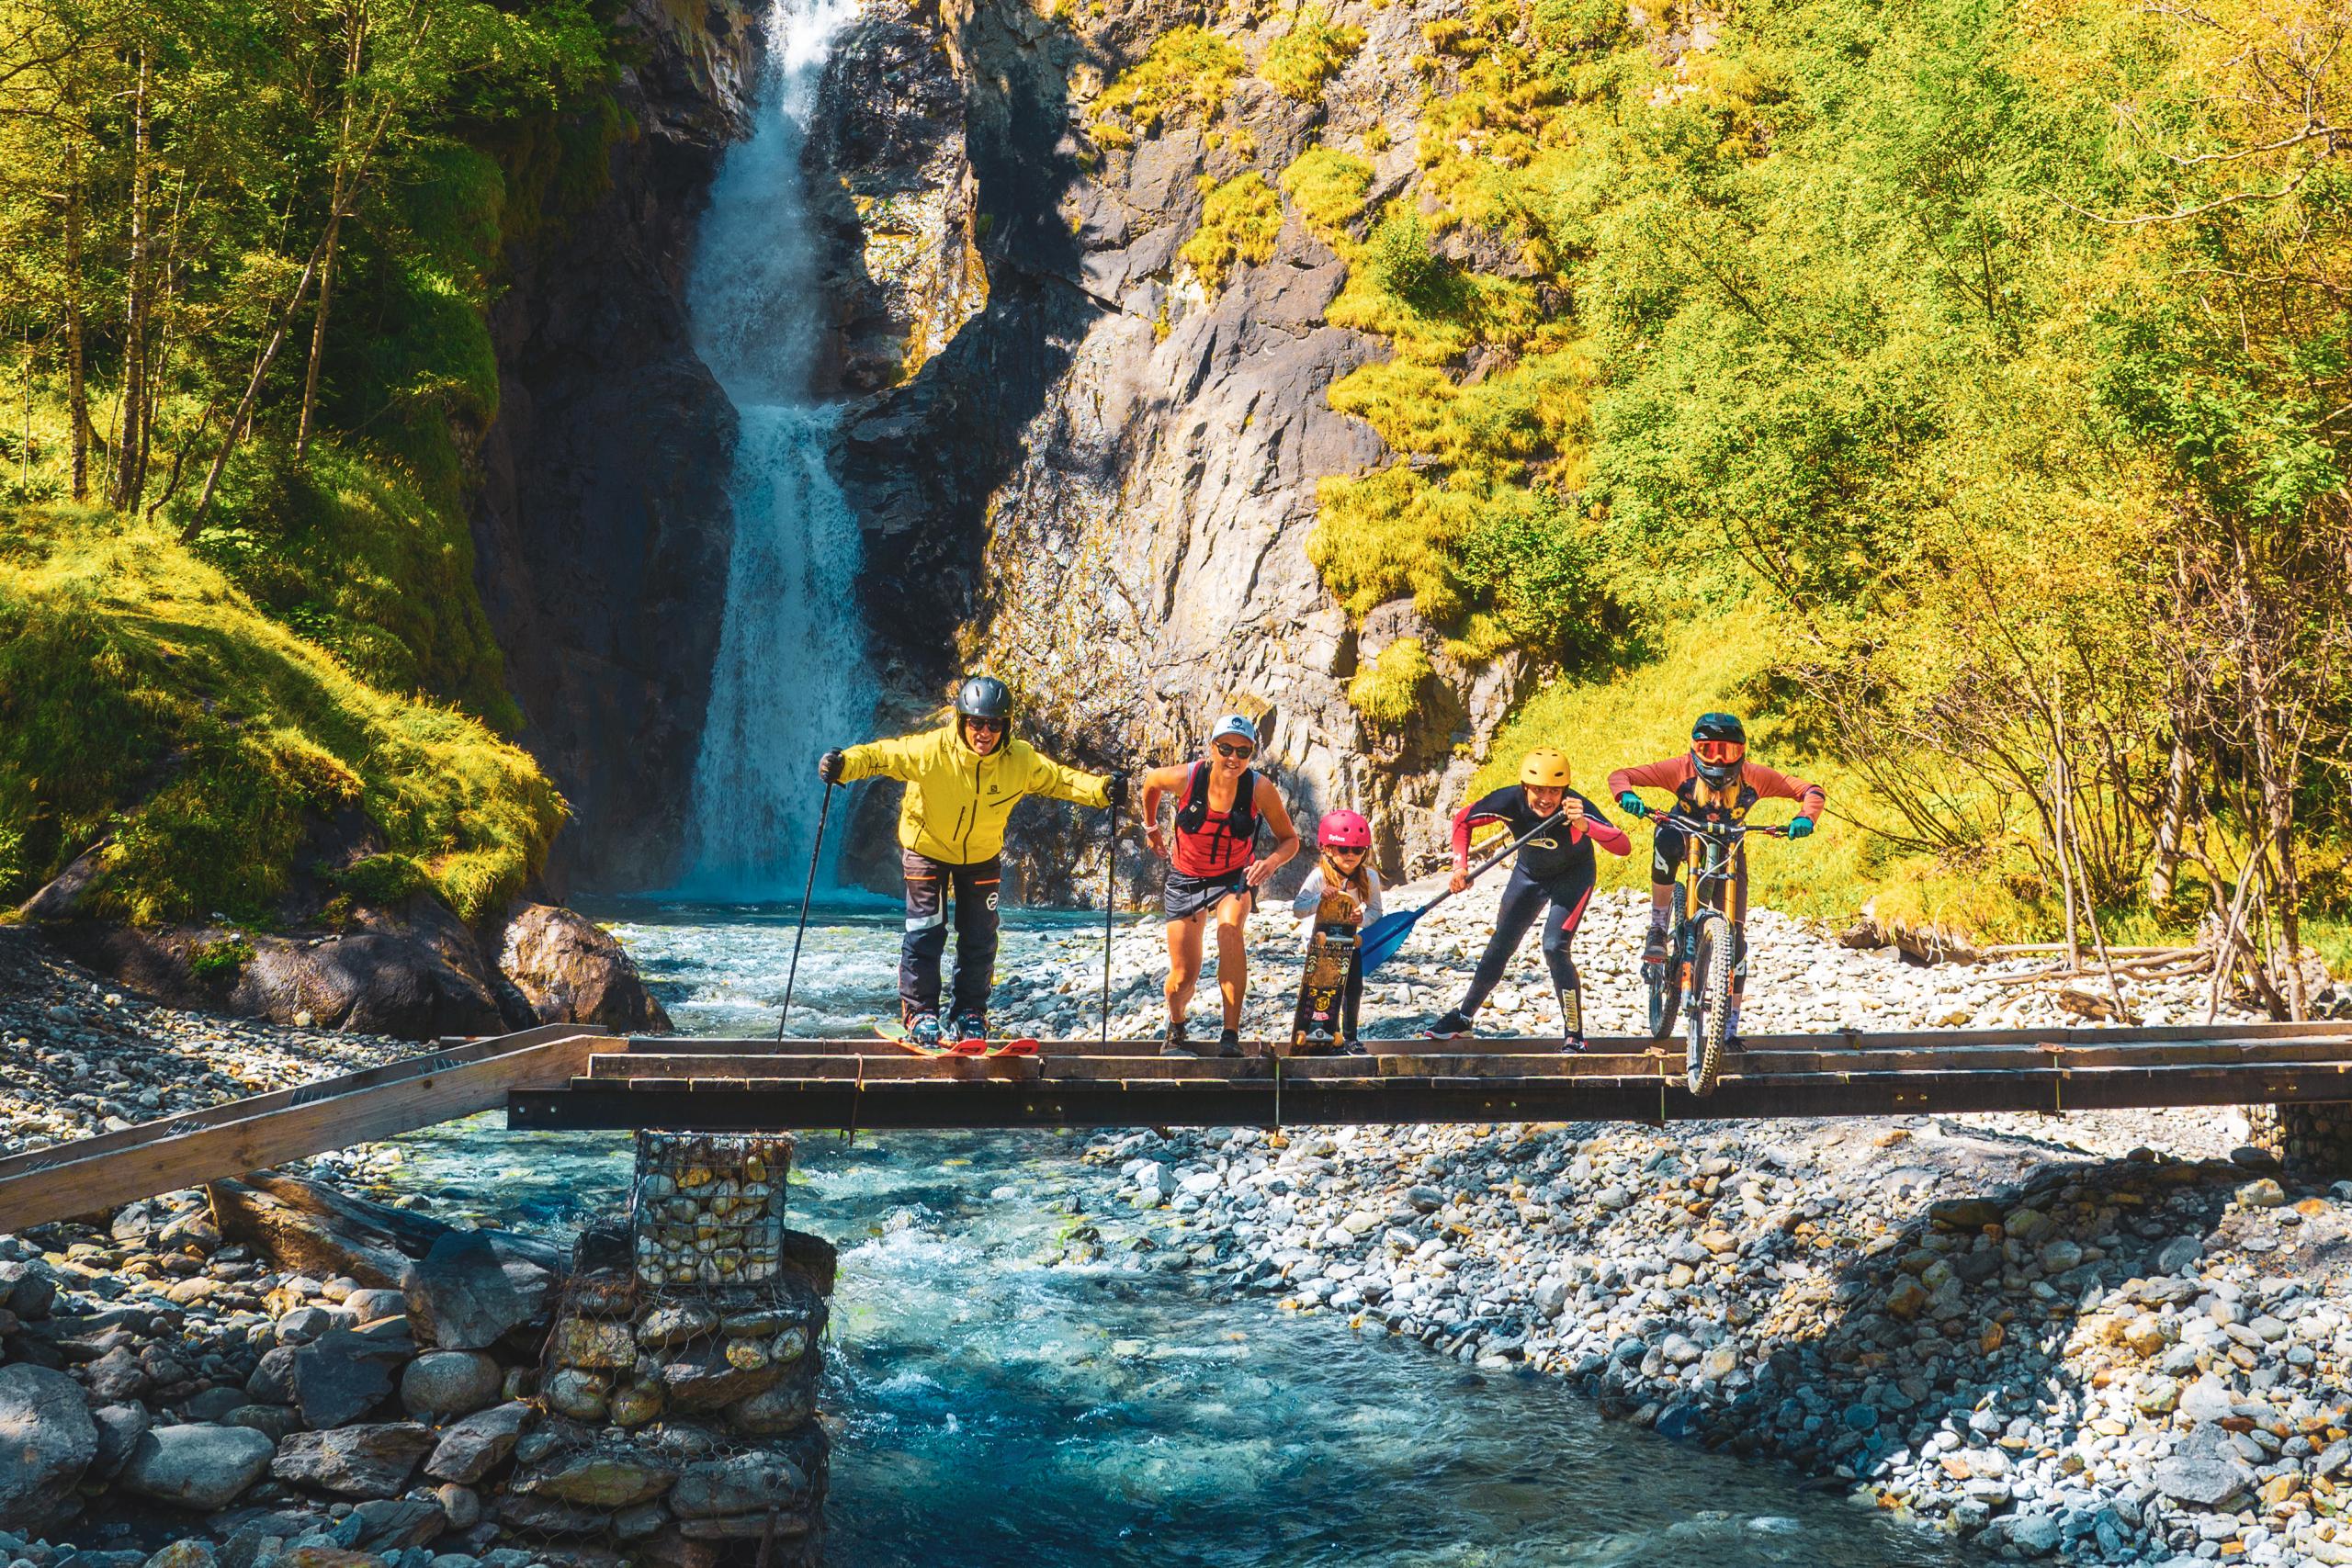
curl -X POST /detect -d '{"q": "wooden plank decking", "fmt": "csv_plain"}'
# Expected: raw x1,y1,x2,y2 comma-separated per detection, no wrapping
4,1020,2348,1234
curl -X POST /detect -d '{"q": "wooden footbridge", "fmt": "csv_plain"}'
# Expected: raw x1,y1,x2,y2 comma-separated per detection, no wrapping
3,1020,2350,1234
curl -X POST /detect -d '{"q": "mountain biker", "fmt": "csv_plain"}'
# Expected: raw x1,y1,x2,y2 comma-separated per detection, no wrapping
1423,749,1630,1051
1138,715,1302,1057
820,675,1123,1047
1290,809,1383,1054
1608,712,1823,1047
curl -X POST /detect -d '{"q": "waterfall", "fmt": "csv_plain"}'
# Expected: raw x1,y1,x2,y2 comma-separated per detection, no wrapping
678,0,876,899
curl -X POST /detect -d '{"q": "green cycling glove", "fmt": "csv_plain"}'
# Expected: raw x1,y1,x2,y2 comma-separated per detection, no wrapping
1787,816,1815,840
1616,792,1646,818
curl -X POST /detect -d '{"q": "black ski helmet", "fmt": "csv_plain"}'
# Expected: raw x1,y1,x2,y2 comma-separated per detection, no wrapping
1690,711,1747,788
956,675,1013,724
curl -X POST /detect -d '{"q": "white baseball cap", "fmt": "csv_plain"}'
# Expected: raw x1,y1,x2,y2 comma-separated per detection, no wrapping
1211,714,1259,747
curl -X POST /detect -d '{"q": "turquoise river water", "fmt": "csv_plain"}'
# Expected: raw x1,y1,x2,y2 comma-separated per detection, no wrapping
386,901,1965,1568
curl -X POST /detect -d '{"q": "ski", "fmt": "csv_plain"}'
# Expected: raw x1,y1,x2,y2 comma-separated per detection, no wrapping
874,1021,948,1058
989,1037,1040,1058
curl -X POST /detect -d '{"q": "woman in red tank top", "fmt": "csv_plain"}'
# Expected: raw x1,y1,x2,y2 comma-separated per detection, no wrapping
1138,715,1300,1057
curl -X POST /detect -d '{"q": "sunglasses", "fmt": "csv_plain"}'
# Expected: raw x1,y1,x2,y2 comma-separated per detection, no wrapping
1693,739,1745,764
1326,846,1366,858
1213,742,1255,760
965,716,1006,731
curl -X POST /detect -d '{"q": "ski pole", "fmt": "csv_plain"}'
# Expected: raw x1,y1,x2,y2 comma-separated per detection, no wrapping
1100,794,1117,1047
775,781,835,1043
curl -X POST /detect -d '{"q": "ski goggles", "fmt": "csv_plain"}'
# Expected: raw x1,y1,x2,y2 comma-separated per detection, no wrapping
1693,739,1746,765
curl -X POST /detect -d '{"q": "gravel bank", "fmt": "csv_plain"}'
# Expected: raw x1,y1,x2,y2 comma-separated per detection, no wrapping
0,929,416,1153
1001,879,2352,1565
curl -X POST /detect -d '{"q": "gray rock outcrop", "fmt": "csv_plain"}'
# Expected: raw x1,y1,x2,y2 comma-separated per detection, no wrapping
0,1364,97,1527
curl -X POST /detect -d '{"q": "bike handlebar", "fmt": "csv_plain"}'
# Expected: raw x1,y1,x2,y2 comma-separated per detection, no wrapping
1648,808,1789,840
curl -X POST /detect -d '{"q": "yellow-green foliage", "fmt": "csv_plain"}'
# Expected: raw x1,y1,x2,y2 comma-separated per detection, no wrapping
1261,10,1365,101
1470,603,2059,936
1181,173,1283,290
1091,26,1243,147
0,513,564,924
1308,465,1474,621
1280,148,1374,241
1347,637,1434,728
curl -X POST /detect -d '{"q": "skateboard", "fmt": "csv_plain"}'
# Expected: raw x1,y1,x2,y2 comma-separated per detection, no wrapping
1290,893,1360,1053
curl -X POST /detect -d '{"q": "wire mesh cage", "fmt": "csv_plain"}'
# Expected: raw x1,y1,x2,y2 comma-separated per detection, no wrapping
492,1133,834,1565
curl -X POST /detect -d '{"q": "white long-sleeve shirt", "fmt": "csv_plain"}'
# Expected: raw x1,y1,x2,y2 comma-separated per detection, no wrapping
1291,863,1384,929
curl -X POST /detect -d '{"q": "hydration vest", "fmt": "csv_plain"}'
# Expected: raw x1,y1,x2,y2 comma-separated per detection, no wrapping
1173,762,1261,878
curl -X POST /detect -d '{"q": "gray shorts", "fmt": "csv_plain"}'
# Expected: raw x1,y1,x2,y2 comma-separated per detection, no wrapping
1163,868,1253,920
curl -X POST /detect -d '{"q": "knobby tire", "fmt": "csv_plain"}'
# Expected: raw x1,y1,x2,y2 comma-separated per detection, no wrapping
1687,913,1733,1097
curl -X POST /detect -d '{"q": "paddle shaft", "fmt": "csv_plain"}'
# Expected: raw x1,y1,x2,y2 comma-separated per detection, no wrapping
1361,808,1567,969
1101,794,1116,1047
775,780,835,1043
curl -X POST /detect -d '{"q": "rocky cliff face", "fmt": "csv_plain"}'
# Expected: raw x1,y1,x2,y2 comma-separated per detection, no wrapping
813,0,1540,897
469,0,761,895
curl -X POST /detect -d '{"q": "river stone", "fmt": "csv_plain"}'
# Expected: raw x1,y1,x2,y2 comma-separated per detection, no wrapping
89,1401,152,1479
119,1424,277,1511
400,1351,502,1419
0,1363,98,1526
292,1331,404,1427
2236,1179,2286,1209
86,1344,150,1402
727,1369,819,1435
543,1367,610,1420
494,1494,608,1536
513,1453,677,1508
636,1303,718,1348
0,1259,59,1320
608,1381,664,1428
273,1423,435,1498
402,1232,528,1351
342,1288,410,1326
2154,1427,2255,1506
143,1543,215,1568
424,1402,530,1484
2177,1375,2235,1425
2007,1512,2063,1557
434,1480,481,1530
349,1495,444,1550
220,1404,300,1441
550,1316,637,1371
246,1344,299,1404
657,1343,784,1413
669,1453,809,1517
2155,1235,2203,1274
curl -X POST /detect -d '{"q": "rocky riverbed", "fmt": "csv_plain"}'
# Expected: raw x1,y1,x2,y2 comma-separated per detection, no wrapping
987,879,2352,1565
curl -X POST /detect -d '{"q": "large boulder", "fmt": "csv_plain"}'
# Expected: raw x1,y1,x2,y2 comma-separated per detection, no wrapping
273,1423,435,1498
117,1424,277,1512
492,903,672,1031
424,1401,531,1484
0,1364,97,1526
291,1330,410,1428
402,1231,536,1350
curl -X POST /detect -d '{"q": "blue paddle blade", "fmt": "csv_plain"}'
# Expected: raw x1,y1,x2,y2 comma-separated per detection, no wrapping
1358,904,1428,973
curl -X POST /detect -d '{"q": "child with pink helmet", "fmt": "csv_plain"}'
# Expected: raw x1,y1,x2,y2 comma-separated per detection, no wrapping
1289,808,1383,1052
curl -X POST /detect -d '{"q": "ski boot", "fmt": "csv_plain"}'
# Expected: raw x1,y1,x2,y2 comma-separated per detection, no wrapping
946,1011,989,1056
1557,987,1587,1055
907,1011,945,1052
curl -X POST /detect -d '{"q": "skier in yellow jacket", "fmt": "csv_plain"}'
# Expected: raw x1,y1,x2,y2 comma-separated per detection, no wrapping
820,675,1123,1045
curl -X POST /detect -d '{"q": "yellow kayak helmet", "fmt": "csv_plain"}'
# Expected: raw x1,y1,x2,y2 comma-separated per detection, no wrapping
1520,748,1572,787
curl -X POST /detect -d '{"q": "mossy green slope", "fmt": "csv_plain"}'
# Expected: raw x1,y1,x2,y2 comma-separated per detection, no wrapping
0,513,562,925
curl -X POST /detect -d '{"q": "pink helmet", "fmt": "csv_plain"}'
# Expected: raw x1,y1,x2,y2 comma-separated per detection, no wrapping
1318,810,1372,851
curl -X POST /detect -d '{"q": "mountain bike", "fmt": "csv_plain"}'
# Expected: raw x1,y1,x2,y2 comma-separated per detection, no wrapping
1639,809,1789,1098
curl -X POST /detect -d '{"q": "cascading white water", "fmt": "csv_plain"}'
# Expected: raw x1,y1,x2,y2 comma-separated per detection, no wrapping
678,0,876,899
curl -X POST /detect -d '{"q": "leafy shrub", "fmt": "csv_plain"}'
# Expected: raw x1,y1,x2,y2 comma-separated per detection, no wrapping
1308,466,1473,622
1181,173,1283,289
1366,214,1451,308
335,852,429,906
1280,148,1375,241
1347,637,1436,728
1092,27,1243,147
189,934,255,983
1261,10,1365,101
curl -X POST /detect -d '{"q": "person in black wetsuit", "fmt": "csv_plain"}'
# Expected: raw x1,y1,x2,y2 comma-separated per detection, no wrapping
1422,748,1632,1051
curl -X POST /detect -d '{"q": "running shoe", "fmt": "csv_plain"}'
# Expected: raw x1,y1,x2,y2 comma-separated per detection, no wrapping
1642,927,1669,964
1419,1010,1475,1040
1161,1019,1196,1058
1216,1027,1244,1058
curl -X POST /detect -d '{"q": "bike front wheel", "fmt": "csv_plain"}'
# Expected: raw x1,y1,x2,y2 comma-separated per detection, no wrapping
1686,912,1735,1097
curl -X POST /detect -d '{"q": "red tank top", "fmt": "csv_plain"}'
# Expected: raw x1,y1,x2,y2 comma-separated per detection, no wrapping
1172,762,1259,878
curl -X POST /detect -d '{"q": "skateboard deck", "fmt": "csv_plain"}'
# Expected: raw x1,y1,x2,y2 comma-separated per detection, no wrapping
1290,893,1360,1052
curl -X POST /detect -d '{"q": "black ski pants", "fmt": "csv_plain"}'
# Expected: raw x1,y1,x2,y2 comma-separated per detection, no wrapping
899,849,1001,1020
1457,863,1596,1016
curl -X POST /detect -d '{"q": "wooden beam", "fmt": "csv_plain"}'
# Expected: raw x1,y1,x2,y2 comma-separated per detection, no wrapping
0,1029,606,1234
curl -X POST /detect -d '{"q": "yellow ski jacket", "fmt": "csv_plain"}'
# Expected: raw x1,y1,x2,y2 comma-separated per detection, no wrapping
840,724,1110,865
